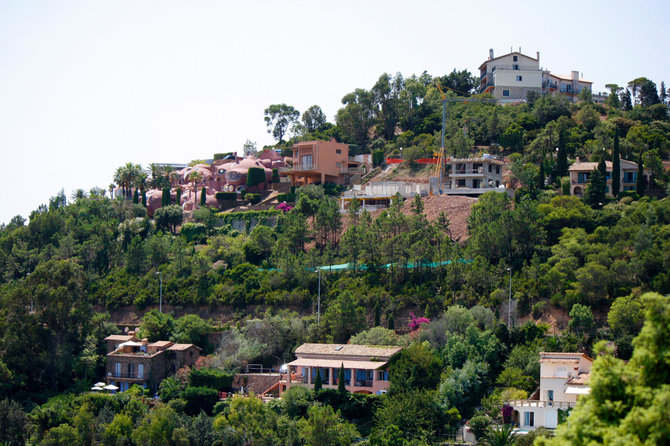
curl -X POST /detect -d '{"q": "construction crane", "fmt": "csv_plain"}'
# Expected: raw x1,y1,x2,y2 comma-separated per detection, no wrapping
433,82,495,190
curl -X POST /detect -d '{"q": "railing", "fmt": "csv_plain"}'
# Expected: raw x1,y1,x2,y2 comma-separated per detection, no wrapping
508,399,576,409
341,167,364,174
108,371,146,380
453,168,485,175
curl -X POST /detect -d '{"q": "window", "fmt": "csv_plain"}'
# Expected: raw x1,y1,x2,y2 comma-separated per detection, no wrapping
472,179,480,189
301,154,313,169
496,165,500,174
524,412,535,427
115,363,121,377
547,389,554,402
336,149,341,154
516,75,523,81
502,90,510,97
457,179,466,187
378,371,389,381
556,366,568,378
624,171,636,183
138,364,144,379
577,172,590,184
513,55,518,61
513,64,519,70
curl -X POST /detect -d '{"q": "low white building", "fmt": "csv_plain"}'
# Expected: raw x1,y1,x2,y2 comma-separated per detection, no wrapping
507,352,592,430
445,156,504,192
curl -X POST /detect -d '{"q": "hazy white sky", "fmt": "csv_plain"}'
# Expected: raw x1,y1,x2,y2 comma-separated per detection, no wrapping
1,0,668,224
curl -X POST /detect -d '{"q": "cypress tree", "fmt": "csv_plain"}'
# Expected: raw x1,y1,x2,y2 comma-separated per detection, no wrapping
337,364,347,394
636,153,646,196
387,313,395,330
176,188,182,205
556,129,568,177
612,129,621,197
133,189,139,204
538,159,545,190
313,368,322,392
271,168,280,184
374,301,381,327
141,190,147,207
200,186,207,206
584,168,606,209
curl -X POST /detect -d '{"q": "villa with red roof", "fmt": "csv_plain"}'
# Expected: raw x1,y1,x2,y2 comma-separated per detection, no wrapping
280,343,402,395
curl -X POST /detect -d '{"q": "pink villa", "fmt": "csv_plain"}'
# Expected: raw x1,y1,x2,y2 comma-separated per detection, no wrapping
283,140,365,185
280,343,402,395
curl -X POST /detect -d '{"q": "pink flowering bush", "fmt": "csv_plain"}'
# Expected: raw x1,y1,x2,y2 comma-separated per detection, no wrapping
277,202,293,212
409,312,430,331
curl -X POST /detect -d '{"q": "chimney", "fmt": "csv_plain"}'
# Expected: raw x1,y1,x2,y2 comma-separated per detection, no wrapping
536,51,540,63
519,46,521,54
489,48,494,60
571,70,579,81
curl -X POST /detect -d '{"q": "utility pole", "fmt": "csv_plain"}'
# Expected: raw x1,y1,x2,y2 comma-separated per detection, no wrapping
507,267,512,326
317,268,321,324
156,271,163,313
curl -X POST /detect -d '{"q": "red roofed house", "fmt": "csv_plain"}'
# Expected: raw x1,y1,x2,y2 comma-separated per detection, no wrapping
280,343,402,395
568,157,650,197
104,333,201,394
507,352,593,430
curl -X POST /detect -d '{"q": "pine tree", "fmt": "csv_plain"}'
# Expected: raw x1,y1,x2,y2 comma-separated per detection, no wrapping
314,368,322,392
612,129,621,197
636,153,646,196
337,365,347,394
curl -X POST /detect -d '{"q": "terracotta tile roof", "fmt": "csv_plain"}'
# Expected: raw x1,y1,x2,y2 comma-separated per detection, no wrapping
105,335,137,342
540,352,593,362
168,343,202,351
295,343,402,359
287,358,389,370
148,341,173,348
567,372,591,385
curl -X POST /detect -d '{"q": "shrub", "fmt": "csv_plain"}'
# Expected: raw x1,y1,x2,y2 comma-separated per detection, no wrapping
180,222,207,243
246,167,266,188
244,193,261,204
213,152,234,160
373,150,385,166
188,367,233,390
182,386,219,416
271,168,280,183
215,192,237,201
276,193,296,203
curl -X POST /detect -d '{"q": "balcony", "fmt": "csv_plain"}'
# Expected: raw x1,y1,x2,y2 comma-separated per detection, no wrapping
508,399,576,409
108,371,147,380
282,164,317,172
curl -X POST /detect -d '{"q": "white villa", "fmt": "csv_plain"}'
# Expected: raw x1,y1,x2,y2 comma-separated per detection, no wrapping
507,352,593,429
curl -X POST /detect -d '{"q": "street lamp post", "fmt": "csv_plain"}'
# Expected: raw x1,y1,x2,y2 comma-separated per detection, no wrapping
507,267,512,326
317,268,321,324
156,271,162,313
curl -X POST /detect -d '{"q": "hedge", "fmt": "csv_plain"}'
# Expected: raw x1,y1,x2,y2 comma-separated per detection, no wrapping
271,168,280,183
189,367,234,390
180,222,207,243
244,193,261,204
215,192,237,201
276,193,296,202
246,167,266,187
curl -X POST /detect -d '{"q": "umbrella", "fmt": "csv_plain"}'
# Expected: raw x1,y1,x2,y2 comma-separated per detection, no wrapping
103,384,119,391
91,386,103,391
94,382,106,387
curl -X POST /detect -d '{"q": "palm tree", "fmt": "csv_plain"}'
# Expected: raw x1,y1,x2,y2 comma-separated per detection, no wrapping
114,163,143,199
189,170,204,208
480,424,517,446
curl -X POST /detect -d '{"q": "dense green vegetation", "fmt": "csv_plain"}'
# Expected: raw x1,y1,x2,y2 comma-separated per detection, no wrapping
1,71,669,444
